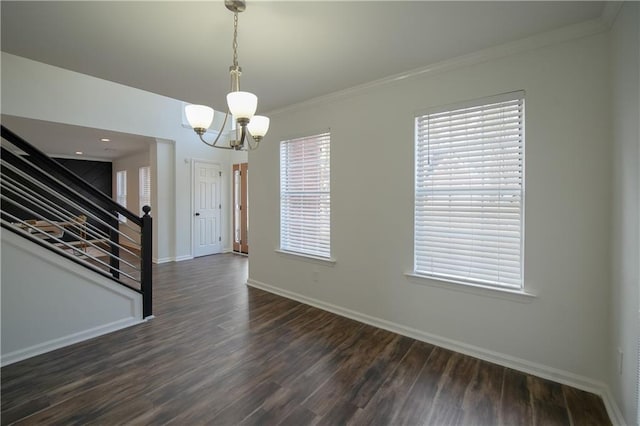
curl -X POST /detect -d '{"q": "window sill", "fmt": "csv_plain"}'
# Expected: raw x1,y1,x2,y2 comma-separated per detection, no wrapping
404,272,536,303
275,249,336,266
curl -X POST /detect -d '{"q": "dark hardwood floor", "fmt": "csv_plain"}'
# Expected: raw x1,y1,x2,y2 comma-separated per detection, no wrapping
1,254,611,425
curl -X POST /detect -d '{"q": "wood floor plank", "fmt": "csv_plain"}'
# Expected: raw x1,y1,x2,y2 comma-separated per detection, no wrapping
528,375,570,426
349,340,435,426
196,380,282,425
271,316,367,391
426,351,479,425
240,386,305,426
461,360,504,426
302,328,400,417
315,398,362,426
135,315,322,422
501,369,533,426
563,385,612,426
277,324,374,400
350,334,416,408
276,406,318,426
391,346,454,425
0,254,613,425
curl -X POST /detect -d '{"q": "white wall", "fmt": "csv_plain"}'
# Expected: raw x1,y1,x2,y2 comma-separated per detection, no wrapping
151,138,177,261
249,28,611,391
1,230,142,365
610,3,640,424
1,52,235,261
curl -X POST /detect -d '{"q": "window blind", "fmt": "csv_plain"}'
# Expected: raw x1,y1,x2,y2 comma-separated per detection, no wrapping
139,166,151,215
415,92,524,288
280,132,331,258
116,170,127,223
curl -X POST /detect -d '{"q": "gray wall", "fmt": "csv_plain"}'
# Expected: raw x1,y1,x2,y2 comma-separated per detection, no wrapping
610,3,640,424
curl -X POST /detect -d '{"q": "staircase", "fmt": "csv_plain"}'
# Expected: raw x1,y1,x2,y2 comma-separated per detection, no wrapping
0,125,153,365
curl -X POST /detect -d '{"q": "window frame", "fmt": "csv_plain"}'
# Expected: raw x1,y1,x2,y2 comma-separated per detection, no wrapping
138,166,151,215
413,91,525,290
279,132,332,261
116,170,127,223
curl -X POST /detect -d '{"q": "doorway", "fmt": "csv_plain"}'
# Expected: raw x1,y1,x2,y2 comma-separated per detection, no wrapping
193,160,222,257
233,163,248,254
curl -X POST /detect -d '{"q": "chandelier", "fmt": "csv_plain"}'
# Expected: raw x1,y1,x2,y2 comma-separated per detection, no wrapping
185,0,269,151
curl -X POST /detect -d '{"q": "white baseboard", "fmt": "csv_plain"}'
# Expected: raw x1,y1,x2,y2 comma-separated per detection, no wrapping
174,255,194,262
600,386,628,426
246,278,625,425
154,255,194,263
1,317,144,367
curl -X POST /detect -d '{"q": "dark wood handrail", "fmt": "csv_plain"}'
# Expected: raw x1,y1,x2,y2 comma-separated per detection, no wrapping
1,125,141,225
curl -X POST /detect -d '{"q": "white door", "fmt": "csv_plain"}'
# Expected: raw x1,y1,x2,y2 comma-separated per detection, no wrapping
193,161,222,257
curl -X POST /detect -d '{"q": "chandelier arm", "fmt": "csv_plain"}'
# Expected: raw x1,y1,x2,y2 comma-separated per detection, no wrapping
245,131,260,151
211,110,231,148
238,124,260,151
198,133,233,150
195,110,233,149
239,124,248,149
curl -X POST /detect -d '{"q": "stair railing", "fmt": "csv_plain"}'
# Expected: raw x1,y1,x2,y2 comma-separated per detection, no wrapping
1,125,153,318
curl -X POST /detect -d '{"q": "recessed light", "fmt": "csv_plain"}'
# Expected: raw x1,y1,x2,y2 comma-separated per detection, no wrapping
75,151,83,155
100,138,110,142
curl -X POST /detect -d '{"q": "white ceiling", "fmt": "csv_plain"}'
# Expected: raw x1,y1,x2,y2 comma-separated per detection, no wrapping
1,1,605,159
1,115,153,161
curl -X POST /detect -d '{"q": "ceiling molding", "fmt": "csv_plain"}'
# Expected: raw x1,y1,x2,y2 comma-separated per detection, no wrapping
267,17,608,117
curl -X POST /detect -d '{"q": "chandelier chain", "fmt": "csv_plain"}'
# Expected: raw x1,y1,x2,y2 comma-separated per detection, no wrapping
232,12,239,68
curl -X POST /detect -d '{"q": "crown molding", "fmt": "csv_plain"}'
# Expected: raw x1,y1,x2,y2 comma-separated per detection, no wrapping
267,17,608,117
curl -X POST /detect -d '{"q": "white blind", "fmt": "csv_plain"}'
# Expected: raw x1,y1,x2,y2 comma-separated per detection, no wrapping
116,170,127,223
139,166,151,214
280,132,331,258
415,92,524,288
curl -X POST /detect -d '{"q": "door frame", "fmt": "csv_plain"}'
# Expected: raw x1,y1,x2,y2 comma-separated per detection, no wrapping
191,159,223,257
233,162,249,254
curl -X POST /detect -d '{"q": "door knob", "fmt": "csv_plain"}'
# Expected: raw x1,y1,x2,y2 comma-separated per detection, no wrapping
195,212,200,216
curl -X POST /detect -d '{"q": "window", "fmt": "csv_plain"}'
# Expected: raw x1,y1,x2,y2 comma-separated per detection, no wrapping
139,166,151,215
414,91,524,289
280,132,331,259
116,170,127,222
